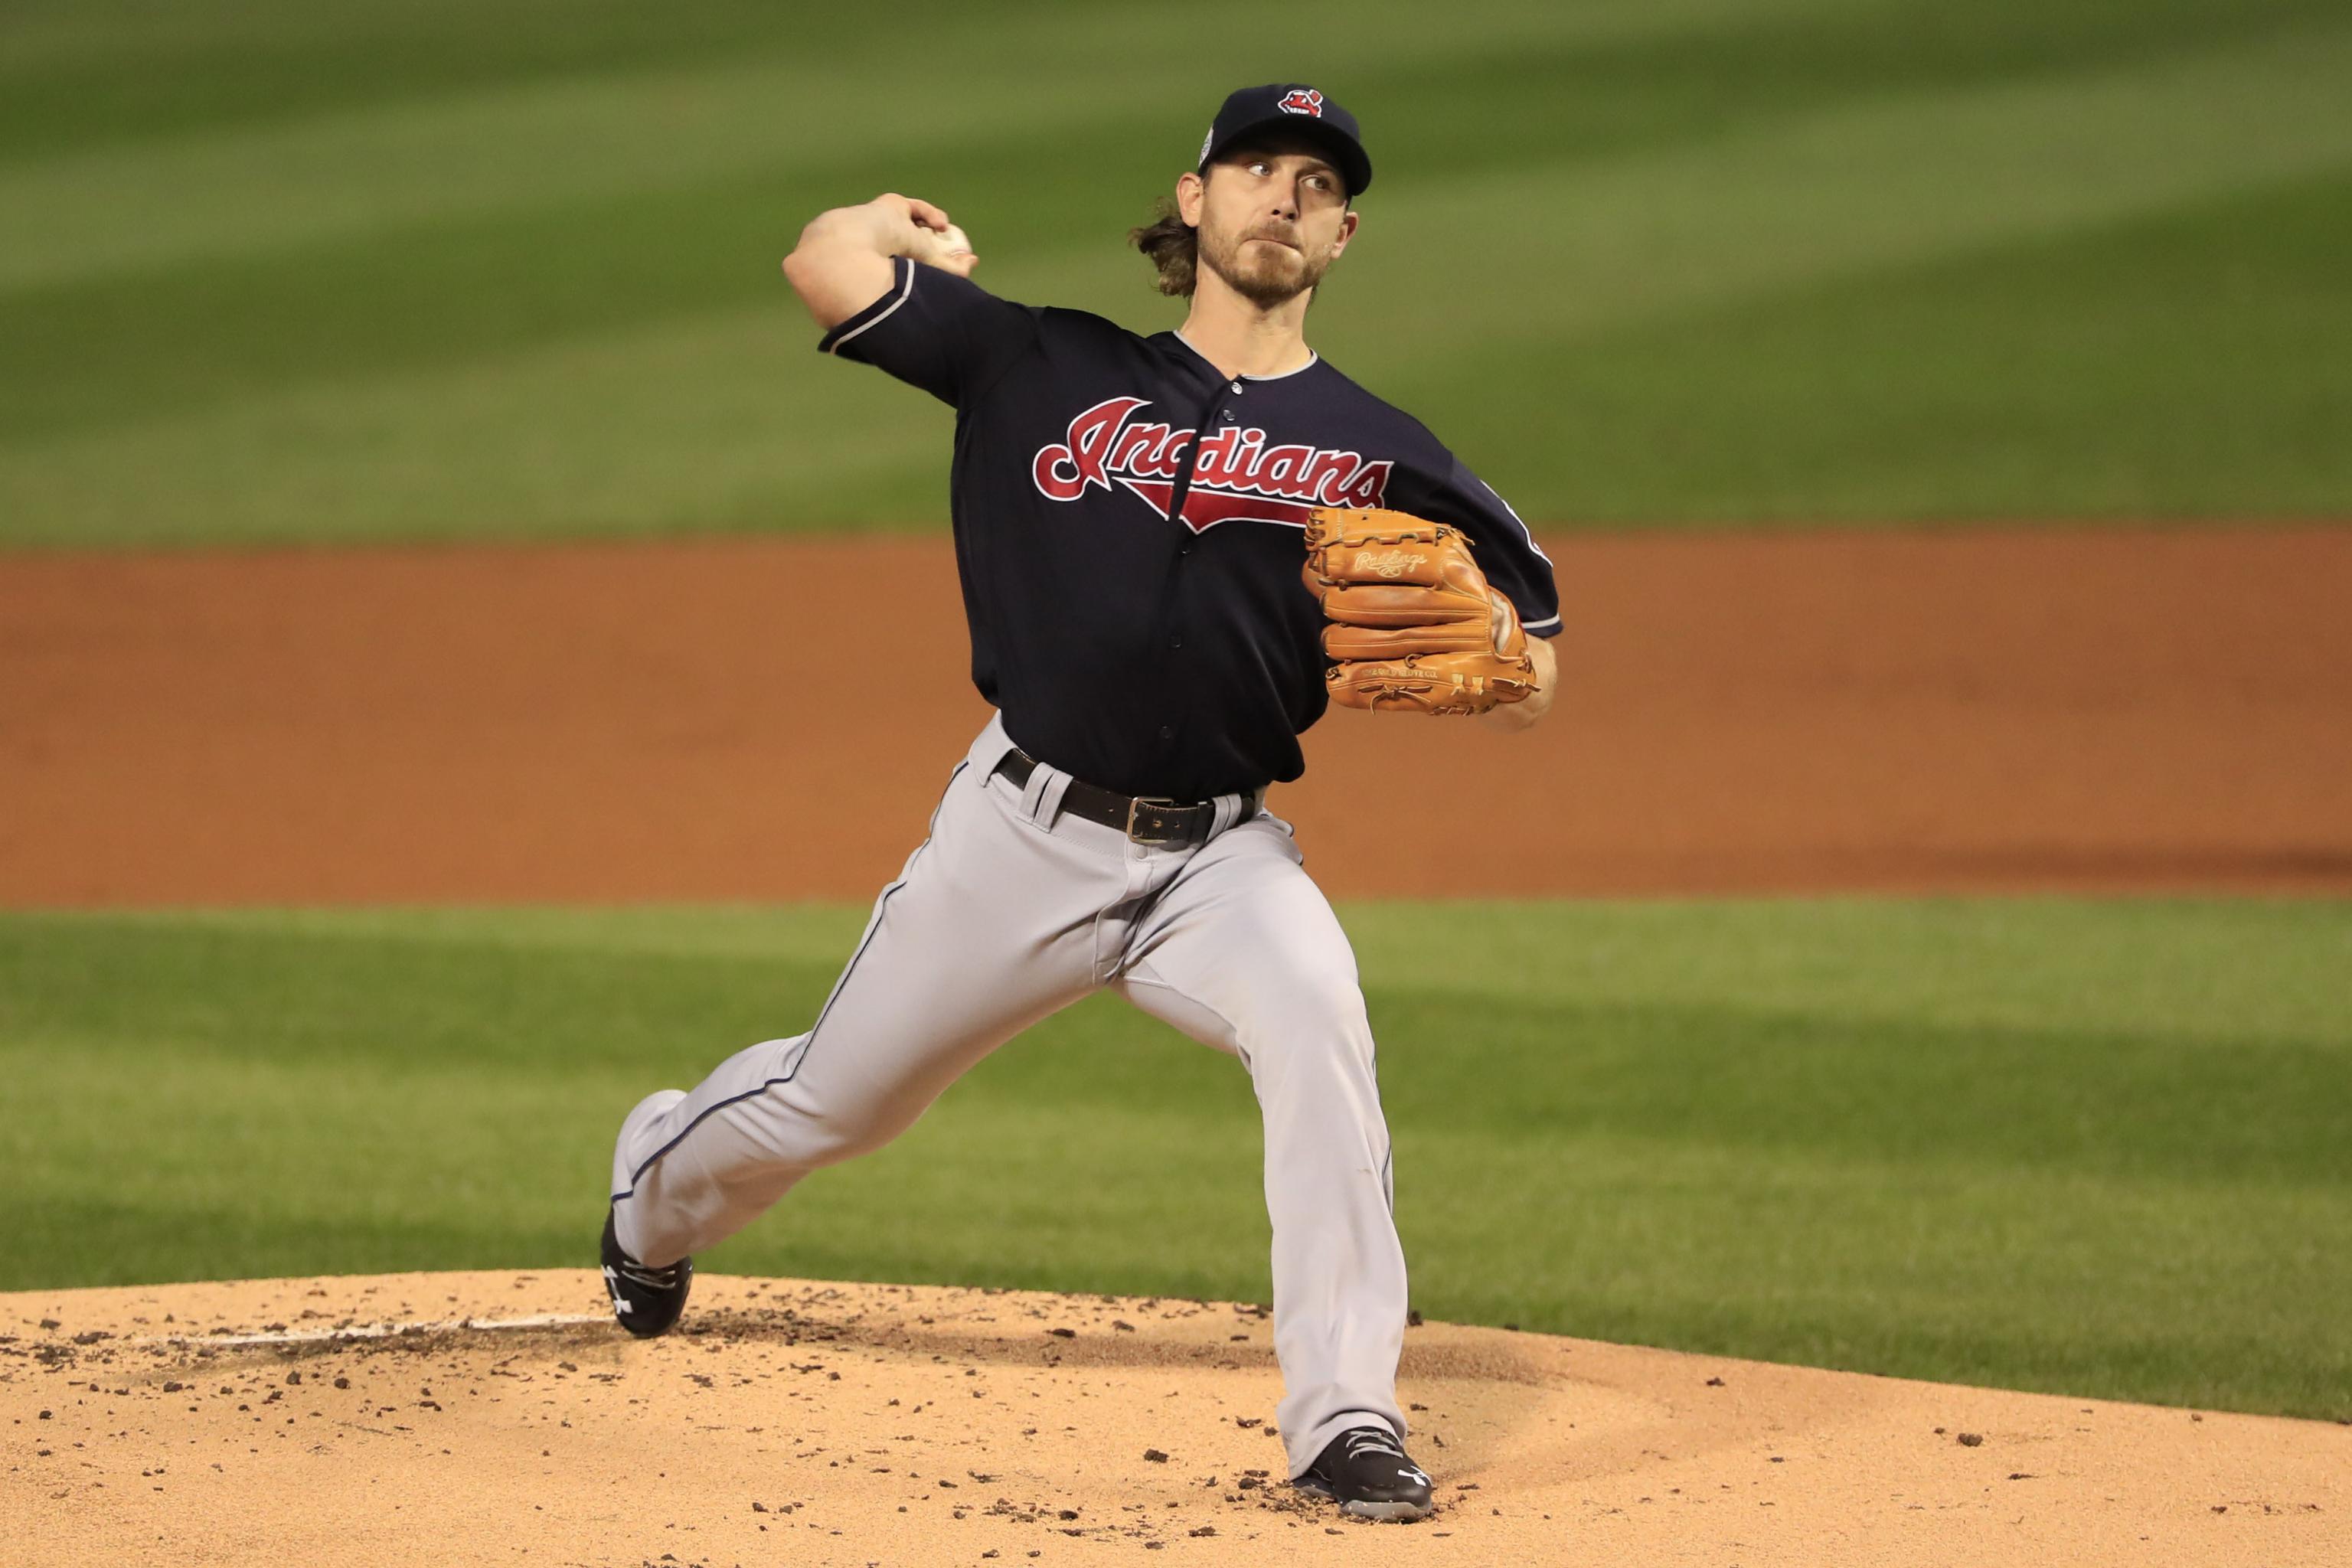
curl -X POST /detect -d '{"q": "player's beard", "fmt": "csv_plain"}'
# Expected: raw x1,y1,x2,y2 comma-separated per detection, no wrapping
1197,221,1331,309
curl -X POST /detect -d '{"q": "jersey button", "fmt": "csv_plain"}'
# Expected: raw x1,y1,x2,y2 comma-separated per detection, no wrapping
1168,634,1183,649
1231,381,1245,394
1158,725,1174,740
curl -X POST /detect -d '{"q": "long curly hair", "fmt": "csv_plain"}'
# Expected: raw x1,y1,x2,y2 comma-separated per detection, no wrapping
1129,196,1199,298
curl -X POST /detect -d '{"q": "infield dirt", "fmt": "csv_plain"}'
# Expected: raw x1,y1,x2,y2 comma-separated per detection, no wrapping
5,1271,2345,1568
4,526,2350,903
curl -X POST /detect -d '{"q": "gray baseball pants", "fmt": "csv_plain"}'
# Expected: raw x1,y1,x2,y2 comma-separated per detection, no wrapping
609,711,1408,1478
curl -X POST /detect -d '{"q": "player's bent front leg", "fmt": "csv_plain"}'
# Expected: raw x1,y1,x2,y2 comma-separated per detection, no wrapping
1109,813,1425,1516
608,734,1113,1281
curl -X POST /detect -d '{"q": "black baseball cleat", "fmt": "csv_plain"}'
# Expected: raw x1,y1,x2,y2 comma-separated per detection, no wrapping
1296,1425,1436,1521
600,1209,691,1338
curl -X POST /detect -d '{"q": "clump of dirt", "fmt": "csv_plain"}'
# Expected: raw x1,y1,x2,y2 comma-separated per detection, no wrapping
3,1271,2344,1565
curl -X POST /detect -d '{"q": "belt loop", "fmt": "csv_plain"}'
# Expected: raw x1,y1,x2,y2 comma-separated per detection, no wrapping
970,710,1020,788
1018,756,1053,823
1037,767,1074,828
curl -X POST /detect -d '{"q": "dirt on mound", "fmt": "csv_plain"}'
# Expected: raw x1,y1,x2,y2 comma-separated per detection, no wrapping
3,1272,2343,1567
3,526,2349,905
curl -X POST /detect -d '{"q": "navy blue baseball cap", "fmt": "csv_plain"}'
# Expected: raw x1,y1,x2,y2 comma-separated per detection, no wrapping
1197,83,1373,198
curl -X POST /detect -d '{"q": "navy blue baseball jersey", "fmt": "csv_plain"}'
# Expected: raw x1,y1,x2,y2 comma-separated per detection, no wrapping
818,256,1561,800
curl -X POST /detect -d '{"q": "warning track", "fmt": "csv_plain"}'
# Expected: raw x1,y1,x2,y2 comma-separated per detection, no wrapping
3,526,2349,906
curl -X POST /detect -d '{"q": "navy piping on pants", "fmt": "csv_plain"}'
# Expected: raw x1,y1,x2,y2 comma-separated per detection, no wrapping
610,760,970,1203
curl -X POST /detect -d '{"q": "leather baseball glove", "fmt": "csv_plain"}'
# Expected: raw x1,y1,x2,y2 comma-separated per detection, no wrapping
1301,507,1537,715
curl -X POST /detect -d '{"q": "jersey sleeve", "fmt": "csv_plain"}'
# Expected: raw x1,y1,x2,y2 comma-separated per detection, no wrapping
814,256,1040,408
1412,455,1561,638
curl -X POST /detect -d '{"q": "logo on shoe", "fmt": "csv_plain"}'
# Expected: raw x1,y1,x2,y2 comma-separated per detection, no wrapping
1032,397,1392,532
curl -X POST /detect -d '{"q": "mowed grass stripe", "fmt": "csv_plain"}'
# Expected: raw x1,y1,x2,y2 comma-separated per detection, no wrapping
0,0,1808,292
64,896,2352,1046
0,0,1936,442
8,5,2345,443
1411,1134,2350,1416
0,0,1052,161
0,305,956,548
6,22,2349,546
0,19,1099,292
1413,169,2352,522
1338,19,2352,369
4,900,2347,1419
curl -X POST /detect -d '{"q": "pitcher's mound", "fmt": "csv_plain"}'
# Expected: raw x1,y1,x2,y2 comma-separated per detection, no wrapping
5,1271,2343,1566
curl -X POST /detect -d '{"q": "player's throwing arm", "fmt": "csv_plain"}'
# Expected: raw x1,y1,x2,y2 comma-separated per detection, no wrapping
783,193,978,329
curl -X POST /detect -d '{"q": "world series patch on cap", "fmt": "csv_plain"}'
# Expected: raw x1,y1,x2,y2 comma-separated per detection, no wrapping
1197,83,1373,197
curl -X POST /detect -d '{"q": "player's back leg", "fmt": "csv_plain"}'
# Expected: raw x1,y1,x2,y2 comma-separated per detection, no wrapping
610,732,1125,1269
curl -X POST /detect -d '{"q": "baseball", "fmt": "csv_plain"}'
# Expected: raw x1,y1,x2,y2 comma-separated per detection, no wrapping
931,222,973,259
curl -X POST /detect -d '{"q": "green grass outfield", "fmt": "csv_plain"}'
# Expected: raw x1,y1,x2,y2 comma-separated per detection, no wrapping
3,0,2350,548
5,898,2346,1422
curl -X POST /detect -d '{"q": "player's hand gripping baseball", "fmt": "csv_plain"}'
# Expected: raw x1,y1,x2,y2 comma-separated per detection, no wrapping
782,193,975,331
1302,508,1550,720
895,194,979,278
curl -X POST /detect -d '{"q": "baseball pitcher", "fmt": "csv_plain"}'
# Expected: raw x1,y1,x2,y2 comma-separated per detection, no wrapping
603,83,1561,1523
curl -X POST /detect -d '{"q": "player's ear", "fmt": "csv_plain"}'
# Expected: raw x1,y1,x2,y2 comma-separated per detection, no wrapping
1329,207,1360,259
1175,169,1207,228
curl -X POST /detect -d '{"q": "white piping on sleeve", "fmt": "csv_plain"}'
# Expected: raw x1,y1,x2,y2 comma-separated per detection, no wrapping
825,259,916,354
1481,479,1553,567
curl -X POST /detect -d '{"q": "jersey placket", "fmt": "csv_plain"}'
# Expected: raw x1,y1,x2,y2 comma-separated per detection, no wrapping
1145,373,1245,776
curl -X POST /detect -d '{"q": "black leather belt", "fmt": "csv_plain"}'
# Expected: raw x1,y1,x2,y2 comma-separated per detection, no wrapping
992,747,1220,847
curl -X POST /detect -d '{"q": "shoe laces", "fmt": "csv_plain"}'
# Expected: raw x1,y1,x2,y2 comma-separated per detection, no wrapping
1343,1427,1407,1462
614,1255,684,1289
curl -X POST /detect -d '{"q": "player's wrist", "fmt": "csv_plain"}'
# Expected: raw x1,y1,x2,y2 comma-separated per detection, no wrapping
1486,639,1557,730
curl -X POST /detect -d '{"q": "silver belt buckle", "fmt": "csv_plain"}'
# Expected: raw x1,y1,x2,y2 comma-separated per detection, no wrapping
1125,795,1180,844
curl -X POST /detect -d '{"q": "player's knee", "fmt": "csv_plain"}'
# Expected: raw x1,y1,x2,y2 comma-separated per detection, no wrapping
1240,964,1375,1081
726,1080,912,1172
799,1112,903,1168
1248,926,1361,1005
1294,949,1370,1031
